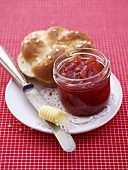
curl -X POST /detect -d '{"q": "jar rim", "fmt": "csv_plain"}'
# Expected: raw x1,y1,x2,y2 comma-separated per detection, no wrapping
53,48,110,83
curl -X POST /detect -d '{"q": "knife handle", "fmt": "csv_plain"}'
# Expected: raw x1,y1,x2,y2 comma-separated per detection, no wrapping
0,46,27,87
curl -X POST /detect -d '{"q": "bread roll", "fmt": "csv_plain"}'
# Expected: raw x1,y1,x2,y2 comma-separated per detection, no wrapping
18,26,95,87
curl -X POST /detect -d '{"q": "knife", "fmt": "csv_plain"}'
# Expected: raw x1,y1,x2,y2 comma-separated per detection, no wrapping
0,46,76,152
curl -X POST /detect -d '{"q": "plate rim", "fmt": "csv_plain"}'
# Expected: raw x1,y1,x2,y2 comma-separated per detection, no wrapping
5,73,123,134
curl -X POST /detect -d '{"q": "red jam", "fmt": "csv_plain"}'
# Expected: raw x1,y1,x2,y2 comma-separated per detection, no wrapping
59,56,104,79
53,49,111,116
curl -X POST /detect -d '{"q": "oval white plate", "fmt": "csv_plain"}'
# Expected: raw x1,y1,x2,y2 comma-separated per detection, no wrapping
5,73,122,134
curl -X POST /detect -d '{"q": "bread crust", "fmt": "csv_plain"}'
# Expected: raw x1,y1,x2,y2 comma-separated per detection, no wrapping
17,26,95,87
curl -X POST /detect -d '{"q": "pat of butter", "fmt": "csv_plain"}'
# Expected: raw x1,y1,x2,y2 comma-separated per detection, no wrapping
39,105,69,131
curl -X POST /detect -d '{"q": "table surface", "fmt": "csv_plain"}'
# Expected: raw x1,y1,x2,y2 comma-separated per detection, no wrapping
0,0,128,170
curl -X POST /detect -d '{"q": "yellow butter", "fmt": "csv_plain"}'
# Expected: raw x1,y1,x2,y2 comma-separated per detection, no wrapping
39,105,69,131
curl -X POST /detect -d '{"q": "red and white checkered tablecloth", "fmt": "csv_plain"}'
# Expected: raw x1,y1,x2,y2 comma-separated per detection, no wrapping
0,0,128,169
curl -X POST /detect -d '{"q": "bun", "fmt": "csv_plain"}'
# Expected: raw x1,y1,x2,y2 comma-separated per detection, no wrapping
18,26,94,87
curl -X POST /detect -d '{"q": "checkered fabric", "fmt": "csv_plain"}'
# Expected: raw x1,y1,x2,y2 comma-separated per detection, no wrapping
0,0,128,169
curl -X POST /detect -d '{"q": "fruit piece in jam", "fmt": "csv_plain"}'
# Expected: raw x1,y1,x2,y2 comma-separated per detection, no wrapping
57,56,110,116
59,56,104,79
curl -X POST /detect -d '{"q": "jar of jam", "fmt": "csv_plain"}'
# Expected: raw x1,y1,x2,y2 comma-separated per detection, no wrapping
53,48,111,116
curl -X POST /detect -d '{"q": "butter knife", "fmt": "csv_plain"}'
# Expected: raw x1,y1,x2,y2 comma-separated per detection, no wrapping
0,46,76,152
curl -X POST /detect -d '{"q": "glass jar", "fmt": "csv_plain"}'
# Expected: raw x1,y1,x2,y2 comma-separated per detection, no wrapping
53,48,111,117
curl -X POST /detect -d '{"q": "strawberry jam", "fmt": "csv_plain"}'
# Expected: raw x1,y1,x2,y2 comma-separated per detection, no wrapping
59,56,104,79
53,48,111,116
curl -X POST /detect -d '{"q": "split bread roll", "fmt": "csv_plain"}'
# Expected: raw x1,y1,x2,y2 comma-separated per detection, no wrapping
18,26,95,87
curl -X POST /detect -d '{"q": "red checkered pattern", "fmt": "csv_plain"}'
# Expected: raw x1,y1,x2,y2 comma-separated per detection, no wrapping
0,0,128,169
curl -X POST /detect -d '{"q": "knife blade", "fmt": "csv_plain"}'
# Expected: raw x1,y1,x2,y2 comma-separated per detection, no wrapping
0,46,76,152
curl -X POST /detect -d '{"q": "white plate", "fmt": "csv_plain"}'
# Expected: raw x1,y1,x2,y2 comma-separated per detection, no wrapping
5,73,123,134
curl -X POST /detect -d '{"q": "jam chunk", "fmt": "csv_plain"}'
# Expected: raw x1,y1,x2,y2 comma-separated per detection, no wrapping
60,56,104,79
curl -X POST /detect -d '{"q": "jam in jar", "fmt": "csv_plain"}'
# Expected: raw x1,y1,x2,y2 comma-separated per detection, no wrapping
53,48,111,116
